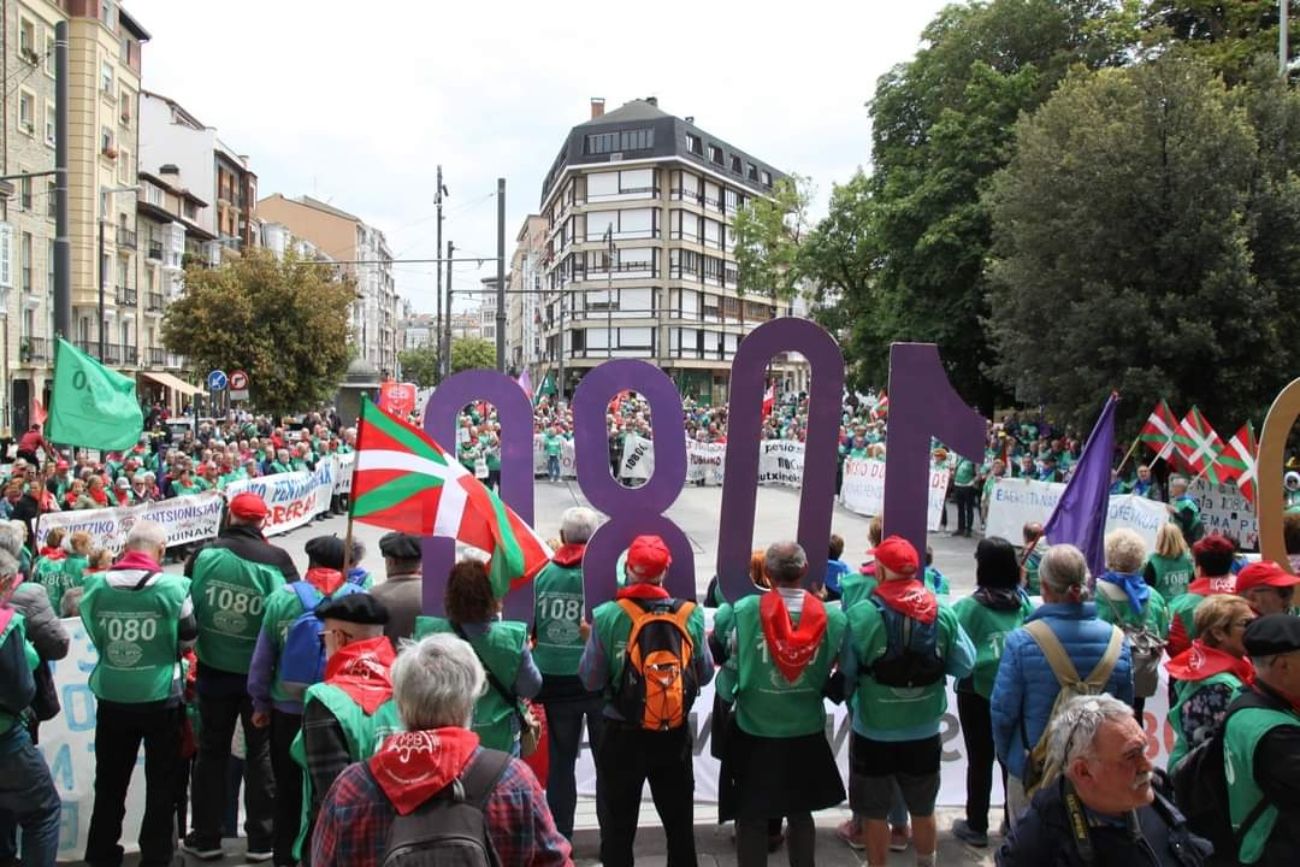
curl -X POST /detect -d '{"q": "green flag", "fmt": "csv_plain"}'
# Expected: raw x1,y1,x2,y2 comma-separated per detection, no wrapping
46,338,144,450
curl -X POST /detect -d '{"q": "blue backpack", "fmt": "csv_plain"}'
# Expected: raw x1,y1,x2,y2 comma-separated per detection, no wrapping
279,580,364,698
867,594,944,688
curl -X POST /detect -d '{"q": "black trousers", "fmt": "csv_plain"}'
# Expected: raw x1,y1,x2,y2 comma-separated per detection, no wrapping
596,723,696,867
955,487,978,533
270,710,303,867
957,691,1005,834
84,704,182,867
190,692,274,848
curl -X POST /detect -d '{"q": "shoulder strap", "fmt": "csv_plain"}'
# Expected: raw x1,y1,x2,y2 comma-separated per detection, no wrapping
616,597,647,623
1097,581,1128,604
451,623,522,720
1023,620,1083,686
292,581,321,610
133,570,159,591
668,600,696,634
1082,626,1125,688
459,748,512,809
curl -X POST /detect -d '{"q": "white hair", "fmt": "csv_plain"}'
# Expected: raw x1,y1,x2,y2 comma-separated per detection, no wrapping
1104,528,1147,575
560,507,599,544
125,520,167,552
0,521,24,559
1039,544,1089,595
1046,694,1135,780
392,633,487,730
765,541,808,585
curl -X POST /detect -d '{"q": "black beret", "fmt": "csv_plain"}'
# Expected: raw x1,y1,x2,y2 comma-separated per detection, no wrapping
1243,613,1300,657
316,593,389,626
305,535,346,570
379,532,422,562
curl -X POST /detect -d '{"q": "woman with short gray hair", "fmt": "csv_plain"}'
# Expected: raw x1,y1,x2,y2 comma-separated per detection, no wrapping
1097,529,1170,721
391,632,487,731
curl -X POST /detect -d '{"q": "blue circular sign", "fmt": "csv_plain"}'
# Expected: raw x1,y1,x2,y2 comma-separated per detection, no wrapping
207,369,228,391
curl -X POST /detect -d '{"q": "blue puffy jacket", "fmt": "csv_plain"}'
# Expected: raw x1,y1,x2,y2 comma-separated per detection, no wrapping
991,602,1134,780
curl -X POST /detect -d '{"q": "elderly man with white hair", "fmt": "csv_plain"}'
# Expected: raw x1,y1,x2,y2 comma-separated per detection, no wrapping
311,633,571,867
996,694,1210,866
79,521,196,867
531,506,603,841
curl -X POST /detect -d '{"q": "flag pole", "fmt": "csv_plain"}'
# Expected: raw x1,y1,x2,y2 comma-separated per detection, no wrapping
1114,434,1143,476
341,395,369,581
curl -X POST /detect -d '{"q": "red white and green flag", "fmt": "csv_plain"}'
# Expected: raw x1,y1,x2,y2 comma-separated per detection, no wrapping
349,397,551,598
1217,422,1258,504
1172,406,1225,482
1139,399,1178,462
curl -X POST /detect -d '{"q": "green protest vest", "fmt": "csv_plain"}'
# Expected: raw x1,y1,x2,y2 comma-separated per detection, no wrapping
32,555,75,613
414,617,526,751
62,554,89,593
290,685,402,858
1167,672,1241,770
838,572,878,612
1170,592,1207,645
1146,553,1194,601
190,547,288,674
951,594,1033,699
847,601,962,732
0,613,36,736
726,595,846,737
531,559,586,676
1172,496,1204,542
1224,704,1298,864
260,583,354,705
1096,582,1170,638
80,574,189,704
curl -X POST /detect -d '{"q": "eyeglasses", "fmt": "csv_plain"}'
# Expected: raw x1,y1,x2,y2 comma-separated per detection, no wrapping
1233,618,1256,631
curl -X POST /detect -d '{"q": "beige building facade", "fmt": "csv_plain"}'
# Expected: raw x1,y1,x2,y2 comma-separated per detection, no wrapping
506,214,547,376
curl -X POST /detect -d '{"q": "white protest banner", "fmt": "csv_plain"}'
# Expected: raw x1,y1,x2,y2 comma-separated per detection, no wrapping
685,439,726,485
757,440,804,487
839,458,949,532
986,478,1168,549
619,434,655,480
1190,478,1257,550
532,435,577,478
34,492,226,553
225,456,336,537
333,451,355,495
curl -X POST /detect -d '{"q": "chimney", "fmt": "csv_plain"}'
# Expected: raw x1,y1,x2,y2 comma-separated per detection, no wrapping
646,96,658,107
685,116,694,125
590,97,605,119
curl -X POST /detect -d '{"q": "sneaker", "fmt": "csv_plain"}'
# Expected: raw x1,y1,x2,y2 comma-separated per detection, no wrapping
889,824,911,852
951,819,989,848
835,818,866,851
244,847,273,863
179,835,223,861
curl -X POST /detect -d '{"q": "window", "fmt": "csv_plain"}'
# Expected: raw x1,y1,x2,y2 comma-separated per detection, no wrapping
101,61,114,96
586,131,617,154
620,128,653,151
747,162,758,181
101,0,117,30
21,233,32,292
146,184,163,206
20,177,31,212
19,18,36,60
19,92,34,133
118,148,131,183
101,127,114,154
183,200,197,220
47,240,55,291
46,180,56,218
707,144,723,165
0,223,12,288
685,133,702,155
45,35,54,77
119,90,132,126
761,170,772,186
730,155,742,173
44,101,55,146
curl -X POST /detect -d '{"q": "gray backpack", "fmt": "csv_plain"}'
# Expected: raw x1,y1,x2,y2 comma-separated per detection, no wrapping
380,749,511,867
1097,582,1164,699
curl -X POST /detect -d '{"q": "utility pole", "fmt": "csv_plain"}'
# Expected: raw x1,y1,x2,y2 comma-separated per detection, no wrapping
53,21,70,341
496,178,506,372
443,240,454,379
435,166,446,367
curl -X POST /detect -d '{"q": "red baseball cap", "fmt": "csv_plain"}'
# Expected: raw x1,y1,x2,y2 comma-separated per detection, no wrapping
874,536,920,577
229,492,268,521
1236,561,1300,593
625,535,672,581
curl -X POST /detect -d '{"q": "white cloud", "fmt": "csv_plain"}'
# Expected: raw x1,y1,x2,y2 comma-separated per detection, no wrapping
127,0,948,313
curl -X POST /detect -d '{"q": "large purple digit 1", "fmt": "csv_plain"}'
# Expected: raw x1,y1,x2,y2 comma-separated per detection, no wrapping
572,360,693,607
883,343,987,557
717,318,845,602
422,370,536,620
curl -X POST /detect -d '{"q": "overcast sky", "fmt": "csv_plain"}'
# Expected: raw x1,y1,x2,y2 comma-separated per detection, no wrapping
128,0,949,315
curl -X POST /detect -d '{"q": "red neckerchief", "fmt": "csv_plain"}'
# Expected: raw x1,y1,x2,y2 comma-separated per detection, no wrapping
324,636,395,714
859,561,877,577
90,488,108,506
550,543,585,568
616,582,670,601
114,490,130,506
872,578,939,624
1187,575,1236,596
38,547,65,561
759,590,828,683
368,728,481,815
1165,639,1255,686
304,566,346,597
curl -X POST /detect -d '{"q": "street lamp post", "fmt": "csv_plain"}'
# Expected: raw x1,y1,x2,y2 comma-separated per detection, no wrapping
98,184,138,362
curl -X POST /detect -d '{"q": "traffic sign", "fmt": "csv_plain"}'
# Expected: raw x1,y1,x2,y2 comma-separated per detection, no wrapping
207,369,228,391
229,370,249,391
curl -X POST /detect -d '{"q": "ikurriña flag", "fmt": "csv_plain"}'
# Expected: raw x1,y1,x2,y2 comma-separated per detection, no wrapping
1139,399,1177,461
1217,422,1258,504
1172,406,1224,482
350,397,551,598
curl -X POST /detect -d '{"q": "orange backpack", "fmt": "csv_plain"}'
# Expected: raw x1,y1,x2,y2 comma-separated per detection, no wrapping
613,598,699,730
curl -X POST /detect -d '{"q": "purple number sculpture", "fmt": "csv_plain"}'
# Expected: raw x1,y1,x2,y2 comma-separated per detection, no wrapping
716,318,845,602
572,360,693,605
422,370,536,620
883,343,986,558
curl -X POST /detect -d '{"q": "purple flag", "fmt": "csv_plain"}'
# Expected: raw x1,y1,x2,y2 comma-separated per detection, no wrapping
1044,393,1119,579
516,368,532,401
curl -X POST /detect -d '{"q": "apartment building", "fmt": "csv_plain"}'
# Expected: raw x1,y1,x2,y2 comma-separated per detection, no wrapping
402,312,435,350
506,214,546,377
255,194,399,377
537,97,801,404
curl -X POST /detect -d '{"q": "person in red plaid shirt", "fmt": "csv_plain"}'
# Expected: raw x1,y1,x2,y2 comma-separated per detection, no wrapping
311,632,572,867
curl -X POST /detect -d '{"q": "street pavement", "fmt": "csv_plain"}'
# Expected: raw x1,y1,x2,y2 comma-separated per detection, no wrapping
128,482,992,865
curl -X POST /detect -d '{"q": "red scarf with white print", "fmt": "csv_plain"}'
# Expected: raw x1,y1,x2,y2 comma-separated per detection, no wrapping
759,590,827,683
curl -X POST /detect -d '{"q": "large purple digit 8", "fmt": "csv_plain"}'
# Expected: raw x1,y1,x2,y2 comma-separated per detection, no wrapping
883,343,986,557
422,370,535,620
572,360,693,606
717,318,845,602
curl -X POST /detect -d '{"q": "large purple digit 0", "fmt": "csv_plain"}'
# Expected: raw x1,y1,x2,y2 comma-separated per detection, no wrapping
717,318,845,602
883,343,986,557
572,360,693,606
422,370,536,620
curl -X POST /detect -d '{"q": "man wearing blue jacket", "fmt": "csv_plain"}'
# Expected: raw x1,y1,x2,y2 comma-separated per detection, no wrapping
991,543,1134,826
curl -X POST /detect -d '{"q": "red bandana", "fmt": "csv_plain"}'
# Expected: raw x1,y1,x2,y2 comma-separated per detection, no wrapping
324,636,395,714
304,566,346,597
369,728,481,815
1187,575,1236,596
38,547,65,561
759,591,828,683
1165,639,1255,686
872,579,939,624
550,543,585,568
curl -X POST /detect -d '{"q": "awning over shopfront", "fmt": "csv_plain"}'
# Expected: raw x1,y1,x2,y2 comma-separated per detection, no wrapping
140,370,202,397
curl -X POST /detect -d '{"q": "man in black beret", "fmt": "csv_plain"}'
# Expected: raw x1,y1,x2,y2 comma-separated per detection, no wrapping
1221,613,1300,866
370,532,423,648
293,593,401,860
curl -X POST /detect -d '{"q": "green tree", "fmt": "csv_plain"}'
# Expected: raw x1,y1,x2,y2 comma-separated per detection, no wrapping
398,345,440,387
162,251,355,416
733,175,813,300
1143,0,1294,83
986,57,1296,433
450,338,496,373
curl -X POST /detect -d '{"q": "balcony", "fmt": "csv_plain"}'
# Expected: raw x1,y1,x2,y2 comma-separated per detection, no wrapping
103,344,121,364
116,227,137,249
147,292,164,313
148,347,166,366
115,286,137,306
123,345,138,365
20,337,49,363
147,240,163,261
